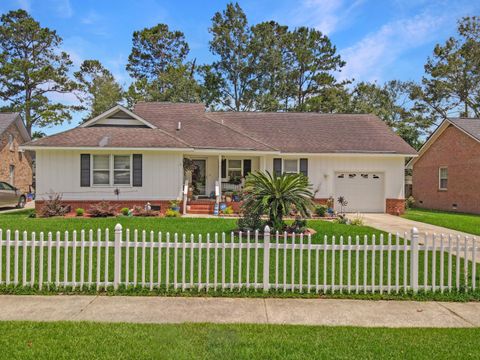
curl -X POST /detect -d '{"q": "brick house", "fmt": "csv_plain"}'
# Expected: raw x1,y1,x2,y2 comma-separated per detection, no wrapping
409,118,480,214
0,113,33,193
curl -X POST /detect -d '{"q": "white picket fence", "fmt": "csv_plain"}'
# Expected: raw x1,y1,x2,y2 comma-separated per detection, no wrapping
0,225,478,293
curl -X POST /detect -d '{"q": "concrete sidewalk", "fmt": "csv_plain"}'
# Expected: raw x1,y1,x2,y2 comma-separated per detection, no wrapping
0,295,479,327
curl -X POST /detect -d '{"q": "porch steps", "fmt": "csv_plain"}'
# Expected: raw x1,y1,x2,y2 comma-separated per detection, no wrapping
187,201,215,215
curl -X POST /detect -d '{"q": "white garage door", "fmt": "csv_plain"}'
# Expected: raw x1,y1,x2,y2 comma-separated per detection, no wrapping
334,172,385,213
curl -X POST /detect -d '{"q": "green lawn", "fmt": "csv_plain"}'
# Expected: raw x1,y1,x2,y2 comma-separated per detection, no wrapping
0,321,479,359
403,208,480,236
0,210,478,298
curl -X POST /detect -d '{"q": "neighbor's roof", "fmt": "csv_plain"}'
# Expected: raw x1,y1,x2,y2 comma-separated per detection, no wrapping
0,112,30,142
448,118,480,142
407,117,480,168
0,113,19,135
23,102,417,155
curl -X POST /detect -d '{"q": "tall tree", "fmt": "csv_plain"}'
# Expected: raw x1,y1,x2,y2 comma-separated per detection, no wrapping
74,59,124,121
285,27,346,111
0,9,79,136
126,23,200,104
348,81,433,149
411,16,480,121
207,2,259,111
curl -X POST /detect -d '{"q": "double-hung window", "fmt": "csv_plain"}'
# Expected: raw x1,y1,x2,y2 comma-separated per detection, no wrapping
227,159,242,180
439,167,448,190
283,159,299,174
92,155,131,186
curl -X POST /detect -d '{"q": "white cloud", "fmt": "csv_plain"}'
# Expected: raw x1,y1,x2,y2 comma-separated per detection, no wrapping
81,10,101,25
339,13,446,82
51,0,73,18
289,0,364,34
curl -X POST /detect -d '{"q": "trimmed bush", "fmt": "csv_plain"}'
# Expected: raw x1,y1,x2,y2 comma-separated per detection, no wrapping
75,208,85,217
87,201,118,218
314,205,327,217
165,209,180,217
120,207,130,216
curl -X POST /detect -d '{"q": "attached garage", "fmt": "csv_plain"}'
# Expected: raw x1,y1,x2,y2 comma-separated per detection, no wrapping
334,172,385,213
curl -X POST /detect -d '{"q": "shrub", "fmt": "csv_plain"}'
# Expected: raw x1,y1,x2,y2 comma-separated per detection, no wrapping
314,204,327,217
405,196,415,209
333,214,348,225
288,217,307,233
165,209,180,217
349,214,364,226
39,194,70,217
132,206,159,217
169,200,180,210
237,210,264,232
87,201,118,217
222,206,234,215
242,171,314,232
120,207,130,216
75,208,84,217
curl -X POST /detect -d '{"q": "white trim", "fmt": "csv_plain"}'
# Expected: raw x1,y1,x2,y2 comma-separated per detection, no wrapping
438,166,448,191
80,105,157,129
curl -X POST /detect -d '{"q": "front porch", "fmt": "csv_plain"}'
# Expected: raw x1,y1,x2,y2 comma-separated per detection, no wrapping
183,154,264,214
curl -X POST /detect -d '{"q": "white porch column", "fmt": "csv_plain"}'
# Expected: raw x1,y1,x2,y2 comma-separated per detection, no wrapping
259,156,266,172
218,154,222,200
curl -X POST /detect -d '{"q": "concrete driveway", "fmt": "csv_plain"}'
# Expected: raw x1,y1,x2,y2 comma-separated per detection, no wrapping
358,213,477,240
0,200,34,214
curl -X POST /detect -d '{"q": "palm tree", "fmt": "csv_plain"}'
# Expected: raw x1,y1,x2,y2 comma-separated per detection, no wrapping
242,171,314,231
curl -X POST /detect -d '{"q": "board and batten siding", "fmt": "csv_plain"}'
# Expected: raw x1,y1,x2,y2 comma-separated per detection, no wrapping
35,149,184,201
262,154,405,200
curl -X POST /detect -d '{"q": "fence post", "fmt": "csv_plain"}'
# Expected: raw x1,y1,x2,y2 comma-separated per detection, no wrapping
114,223,122,290
263,225,271,292
410,227,419,293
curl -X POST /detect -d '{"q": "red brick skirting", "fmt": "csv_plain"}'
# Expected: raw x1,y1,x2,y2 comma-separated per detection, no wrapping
385,198,405,215
35,200,180,215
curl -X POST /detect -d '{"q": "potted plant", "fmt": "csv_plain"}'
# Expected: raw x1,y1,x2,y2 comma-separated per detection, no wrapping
170,200,181,212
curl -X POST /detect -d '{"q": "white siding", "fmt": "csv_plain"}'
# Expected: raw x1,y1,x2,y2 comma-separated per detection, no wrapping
263,154,405,200
36,149,183,201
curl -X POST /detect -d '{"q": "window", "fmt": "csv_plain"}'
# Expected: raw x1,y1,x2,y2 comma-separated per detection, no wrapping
439,167,448,190
8,134,14,151
227,159,242,180
113,155,131,185
9,165,14,185
92,155,132,186
93,155,110,185
283,159,299,173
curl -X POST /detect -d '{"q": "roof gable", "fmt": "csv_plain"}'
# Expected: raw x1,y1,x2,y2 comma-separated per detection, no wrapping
80,105,157,129
407,118,480,168
0,113,30,142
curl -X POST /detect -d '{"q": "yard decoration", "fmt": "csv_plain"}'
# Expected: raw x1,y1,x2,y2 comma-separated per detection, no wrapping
337,196,348,215
241,171,314,231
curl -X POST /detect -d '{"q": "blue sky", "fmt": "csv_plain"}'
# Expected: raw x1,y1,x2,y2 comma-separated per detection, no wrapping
1,0,479,135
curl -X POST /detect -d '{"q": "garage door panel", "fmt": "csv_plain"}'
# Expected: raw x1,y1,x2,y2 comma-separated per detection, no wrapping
334,172,384,213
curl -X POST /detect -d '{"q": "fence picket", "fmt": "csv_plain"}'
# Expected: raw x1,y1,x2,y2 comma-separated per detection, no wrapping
424,233,429,291
307,235,312,293
331,236,336,293
363,235,367,293
214,233,218,290
80,230,85,289
355,235,359,294
283,232,287,292
339,236,344,293
141,230,146,288
39,232,44,289
181,233,185,291
291,233,295,292
237,232,241,290
473,238,477,291
440,234,445,293
206,233,210,291
173,233,178,290
158,232,162,288
275,232,279,291
72,231,77,289
254,231,258,290
191,234,195,289
6,230,11,285
88,230,93,287
230,232,234,291
448,234,452,291
47,232,52,287
149,231,154,290
324,235,328,294
432,234,437,292
347,236,351,293
22,231,27,286
199,234,203,290
371,235,375,293
246,231,250,289
456,235,460,290
56,231,61,288
30,232,36,287
387,233,392,294
14,230,19,286
299,234,304,293
403,233,408,291
222,232,226,291
133,230,138,288
395,233,400,293
125,229,130,288
63,231,69,287
165,232,170,290
315,245,319,293
379,234,384,294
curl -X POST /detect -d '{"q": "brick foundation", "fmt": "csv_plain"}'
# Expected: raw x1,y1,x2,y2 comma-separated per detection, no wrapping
386,198,405,215
313,198,329,206
35,200,180,215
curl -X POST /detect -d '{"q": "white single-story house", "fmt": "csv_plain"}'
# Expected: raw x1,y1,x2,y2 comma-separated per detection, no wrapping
22,102,417,214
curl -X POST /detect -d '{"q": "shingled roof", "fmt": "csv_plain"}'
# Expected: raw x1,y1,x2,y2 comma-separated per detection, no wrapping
0,113,20,135
23,103,417,155
448,118,480,142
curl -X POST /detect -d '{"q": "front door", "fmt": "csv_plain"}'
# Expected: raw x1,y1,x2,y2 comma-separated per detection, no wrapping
192,159,206,196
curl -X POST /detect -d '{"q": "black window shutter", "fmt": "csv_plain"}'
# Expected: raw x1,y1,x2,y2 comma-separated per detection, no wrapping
273,158,282,176
300,158,308,177
221,159,227,178
133,154,142,187
243,159,252,177
80,154,90,187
